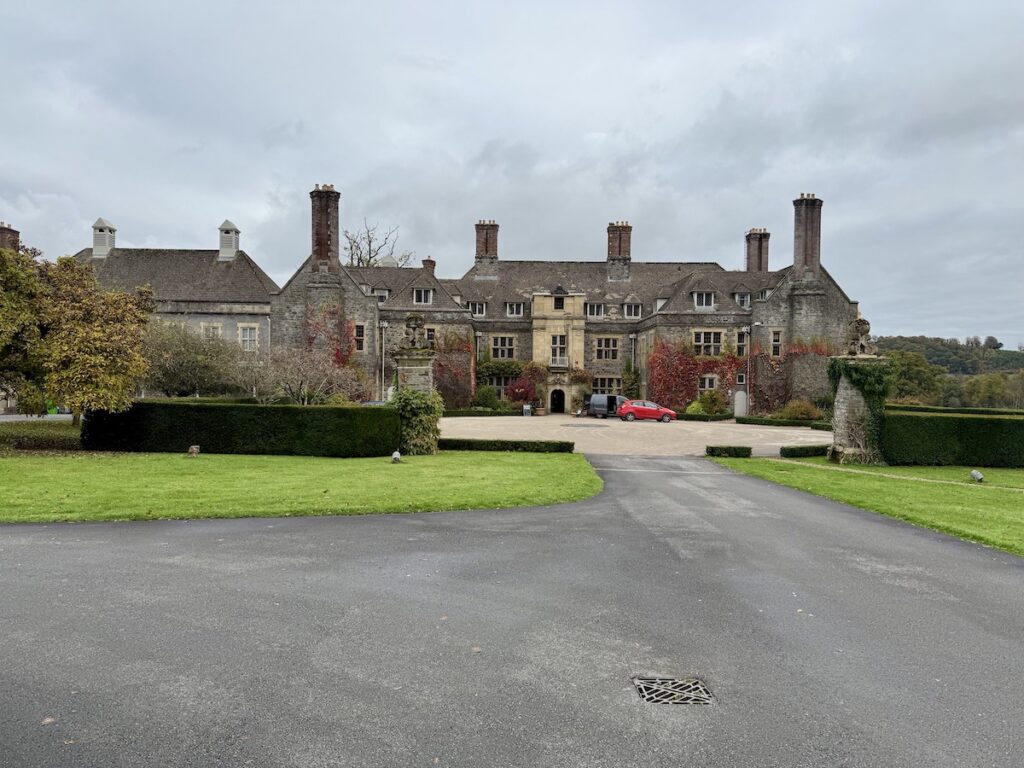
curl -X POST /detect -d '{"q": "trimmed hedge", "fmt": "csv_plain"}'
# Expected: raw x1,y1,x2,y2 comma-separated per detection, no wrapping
737,416,831,429
881,411,1024,467
81,401,400,457
780,444,831,458
706,445,752,458
438,438,574,453
443,409,522,417
678,412,734,422
886,403,1024,417
0,421,82,451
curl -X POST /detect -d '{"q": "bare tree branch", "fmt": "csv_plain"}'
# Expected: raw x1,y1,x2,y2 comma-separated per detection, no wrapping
343,218,414,267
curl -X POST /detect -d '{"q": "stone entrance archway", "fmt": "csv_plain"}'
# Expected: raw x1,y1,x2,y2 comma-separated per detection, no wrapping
550,389,566,414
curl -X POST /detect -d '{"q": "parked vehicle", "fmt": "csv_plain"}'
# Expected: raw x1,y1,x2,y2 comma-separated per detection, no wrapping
619,400,677,422
587,394,627,419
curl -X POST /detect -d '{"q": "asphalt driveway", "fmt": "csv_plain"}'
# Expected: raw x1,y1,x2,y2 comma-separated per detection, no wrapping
441,414,830,456
2,455,1022,767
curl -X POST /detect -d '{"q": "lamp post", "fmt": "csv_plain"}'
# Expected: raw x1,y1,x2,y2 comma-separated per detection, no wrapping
379,320,389,400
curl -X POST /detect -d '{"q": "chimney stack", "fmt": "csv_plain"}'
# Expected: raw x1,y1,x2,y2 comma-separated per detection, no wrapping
475,220,498,263
218,220,240,261
310,183,341,274
606,220,632,281
0,220,19,252
793,193,823,275
745,228,770,272
92,218,116,258
421,256,436,275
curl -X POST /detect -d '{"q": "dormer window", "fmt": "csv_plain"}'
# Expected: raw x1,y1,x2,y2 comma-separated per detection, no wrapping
623,303,642,319
360,283,371,296
375,289,390,303
734,292,751,309
468,301,486,317
757,289,768,300
585,302,605,318
413,288,433,305
694,292,715,309
506,302,524,317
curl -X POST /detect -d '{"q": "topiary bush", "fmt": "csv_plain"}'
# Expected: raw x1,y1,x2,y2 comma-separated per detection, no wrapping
391,388,444,455
81,401,399,457
780,444,831,458
685,401,705,415
705,445,752,458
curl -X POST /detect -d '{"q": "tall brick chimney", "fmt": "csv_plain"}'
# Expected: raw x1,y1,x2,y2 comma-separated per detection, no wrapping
0,220,19,252
607,221,632,281
793,193,823,276
745,228,770,272
92,218,116,258
475,220,498,263
421,256,436,275
310,183,341,274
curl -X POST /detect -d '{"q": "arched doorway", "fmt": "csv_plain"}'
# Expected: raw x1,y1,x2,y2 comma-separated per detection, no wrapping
550,389,565,414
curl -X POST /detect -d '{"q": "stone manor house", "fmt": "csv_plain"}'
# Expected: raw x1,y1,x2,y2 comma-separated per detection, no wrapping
64,186,859,413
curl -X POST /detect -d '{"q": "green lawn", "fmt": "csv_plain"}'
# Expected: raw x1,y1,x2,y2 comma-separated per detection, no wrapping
0,450,602,524
713,456,1024,557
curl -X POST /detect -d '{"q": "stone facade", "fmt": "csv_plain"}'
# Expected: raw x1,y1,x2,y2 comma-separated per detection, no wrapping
66,186,860,409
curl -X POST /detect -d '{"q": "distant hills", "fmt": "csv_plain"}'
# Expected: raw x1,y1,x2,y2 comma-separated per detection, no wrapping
876,336,1024,375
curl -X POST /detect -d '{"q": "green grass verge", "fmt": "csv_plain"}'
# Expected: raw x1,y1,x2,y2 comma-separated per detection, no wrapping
0,451,602,524
712,456,1024,556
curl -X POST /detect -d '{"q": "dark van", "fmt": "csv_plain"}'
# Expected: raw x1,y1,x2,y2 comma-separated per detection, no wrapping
588,394,627,418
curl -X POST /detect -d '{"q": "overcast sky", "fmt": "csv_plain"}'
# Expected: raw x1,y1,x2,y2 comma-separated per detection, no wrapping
2,1,1021,346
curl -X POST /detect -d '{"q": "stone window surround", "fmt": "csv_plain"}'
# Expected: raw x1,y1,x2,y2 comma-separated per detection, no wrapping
491,335,515,359
585,302,605,318
354,324,365,352
699,373,718,392
506,302,524,317
375,289,389,303
468,301,487,317
413,288,433,305
735,372,747,385
200,322,222,339
694,292,715,308
426,327,436,349
237,323,260,352
734,292,751,309
693,329,723,356
736,330,748,357
553,296,565,311
592,377,623,395
771,329,783,357
595,337,619,360
623,303,642,319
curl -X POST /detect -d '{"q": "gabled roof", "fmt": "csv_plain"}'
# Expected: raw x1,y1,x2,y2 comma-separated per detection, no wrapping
449,260,725,319
74,248,278,303
371,266,467,311
657,268,787,313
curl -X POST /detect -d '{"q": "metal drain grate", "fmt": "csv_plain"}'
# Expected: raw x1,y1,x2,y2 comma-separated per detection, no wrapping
632,677,714,704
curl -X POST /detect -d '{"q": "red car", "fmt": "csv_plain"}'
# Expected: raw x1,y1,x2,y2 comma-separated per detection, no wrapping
619,400,677,422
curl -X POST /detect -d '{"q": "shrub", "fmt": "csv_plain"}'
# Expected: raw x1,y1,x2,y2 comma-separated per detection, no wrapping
775,399,822,421
442,408,521,417
780,444,831,458
736,416,831,429
705,445,752,458
520,361,549,386
391,388,444,455
698,389,729,415
881,411,1024,467
685,401,705,415
472,386,501,410
0,421,81,451
81,401,399,457
678,412,733,421
505,377,536,404
438,438,574,453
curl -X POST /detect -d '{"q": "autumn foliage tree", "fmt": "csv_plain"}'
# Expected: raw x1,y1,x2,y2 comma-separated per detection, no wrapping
36,258,152,423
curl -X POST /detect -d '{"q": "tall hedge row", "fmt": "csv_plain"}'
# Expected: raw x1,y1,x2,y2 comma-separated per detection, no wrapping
886,403,1024,417
82,401,400,458
881,412,1024,467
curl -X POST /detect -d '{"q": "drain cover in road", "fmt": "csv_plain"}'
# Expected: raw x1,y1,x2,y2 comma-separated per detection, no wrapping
632,677,714,704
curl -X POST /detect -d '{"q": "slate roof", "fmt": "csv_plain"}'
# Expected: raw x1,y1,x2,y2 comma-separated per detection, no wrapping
74,248,278,303
445,260,789,320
